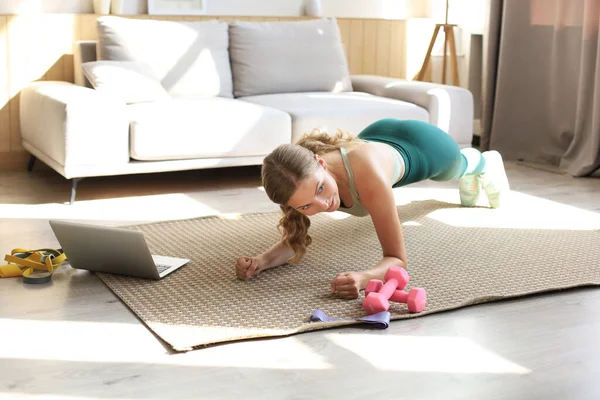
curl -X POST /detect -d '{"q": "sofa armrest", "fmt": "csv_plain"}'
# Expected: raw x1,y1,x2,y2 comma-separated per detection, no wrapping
20,81,130,175
351,75,474,147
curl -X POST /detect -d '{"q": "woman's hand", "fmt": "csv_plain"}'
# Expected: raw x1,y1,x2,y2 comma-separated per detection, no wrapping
330,271,367,299
235,256,262,280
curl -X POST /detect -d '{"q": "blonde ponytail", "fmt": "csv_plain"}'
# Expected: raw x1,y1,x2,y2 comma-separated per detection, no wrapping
296,128,357,155
279,204,312,263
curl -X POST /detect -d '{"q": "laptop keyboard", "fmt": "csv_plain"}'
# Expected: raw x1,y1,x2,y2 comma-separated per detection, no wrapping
156,264,171,274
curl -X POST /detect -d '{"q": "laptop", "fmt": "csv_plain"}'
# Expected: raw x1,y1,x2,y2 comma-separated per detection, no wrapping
49,220,190,279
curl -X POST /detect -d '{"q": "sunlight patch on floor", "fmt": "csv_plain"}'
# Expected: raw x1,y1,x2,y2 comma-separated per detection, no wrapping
326,333,531,374
0,193,222,222
392,187,461,206
323,211,353,220
426,191,600,230
390,187,600,230
0,318,332,370
402,220,422,226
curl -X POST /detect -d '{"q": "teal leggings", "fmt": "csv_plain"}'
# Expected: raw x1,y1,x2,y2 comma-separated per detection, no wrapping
357,119,484,187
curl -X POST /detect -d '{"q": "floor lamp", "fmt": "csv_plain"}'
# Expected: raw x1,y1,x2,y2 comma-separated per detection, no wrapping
413,0,460,86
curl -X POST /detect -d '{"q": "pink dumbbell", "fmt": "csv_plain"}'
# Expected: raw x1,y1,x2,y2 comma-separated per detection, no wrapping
365,280,427,313
362,266,409,315
365,275,409,295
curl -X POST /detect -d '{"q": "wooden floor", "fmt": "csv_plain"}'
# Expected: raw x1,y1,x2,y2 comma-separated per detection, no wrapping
1,161,600,400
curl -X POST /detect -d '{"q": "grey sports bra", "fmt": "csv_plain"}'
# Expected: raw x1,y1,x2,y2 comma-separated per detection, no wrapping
337,145,404,217
337,147,369,217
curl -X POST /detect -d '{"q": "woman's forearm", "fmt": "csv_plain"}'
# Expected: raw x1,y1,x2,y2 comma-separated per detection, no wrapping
258,240,296,270
359,257,407,289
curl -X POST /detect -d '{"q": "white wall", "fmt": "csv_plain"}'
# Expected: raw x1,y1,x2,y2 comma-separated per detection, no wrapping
429,0,487,34
0,0,93,13
0,0,432,18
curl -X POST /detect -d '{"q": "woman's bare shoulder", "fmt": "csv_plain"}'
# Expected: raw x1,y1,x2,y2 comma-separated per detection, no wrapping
347,142,392,182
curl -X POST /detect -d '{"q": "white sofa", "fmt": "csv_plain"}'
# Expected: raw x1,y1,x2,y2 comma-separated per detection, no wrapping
19,16,474,204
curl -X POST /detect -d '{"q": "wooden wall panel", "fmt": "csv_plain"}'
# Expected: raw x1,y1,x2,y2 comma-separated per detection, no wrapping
389,20,407,79
7,16,27,152
375,19,391,76
79,14,98,40
0,17,10,153
63,15,77,84
348,19,365,74
0,14,411,170
336,18,351,63
362,20,378,75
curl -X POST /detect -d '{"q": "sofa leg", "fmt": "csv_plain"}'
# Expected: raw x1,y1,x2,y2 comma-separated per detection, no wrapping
69,178,83,205
27,155,36,172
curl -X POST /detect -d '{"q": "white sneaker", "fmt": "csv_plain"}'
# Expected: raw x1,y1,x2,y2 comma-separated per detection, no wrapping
459,174,480,207
479,150,510,208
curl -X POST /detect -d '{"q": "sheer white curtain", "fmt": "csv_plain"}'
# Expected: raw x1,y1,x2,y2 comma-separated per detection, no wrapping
482,0,600,177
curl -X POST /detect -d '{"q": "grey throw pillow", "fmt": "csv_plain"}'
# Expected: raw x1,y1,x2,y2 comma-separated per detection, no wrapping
82,61,171,104
229,18,353,97
96,16,233,98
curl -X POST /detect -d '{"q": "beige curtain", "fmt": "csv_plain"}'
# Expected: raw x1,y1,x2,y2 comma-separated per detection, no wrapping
482,0,600,177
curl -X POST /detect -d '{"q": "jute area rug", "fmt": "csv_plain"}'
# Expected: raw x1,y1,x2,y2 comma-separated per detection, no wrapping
97,189,600,352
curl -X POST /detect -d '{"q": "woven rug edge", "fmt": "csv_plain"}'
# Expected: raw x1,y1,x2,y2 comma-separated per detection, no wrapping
97,272,600,352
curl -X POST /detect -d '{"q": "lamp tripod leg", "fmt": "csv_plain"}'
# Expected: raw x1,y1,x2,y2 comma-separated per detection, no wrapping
413,25,441,82
448,27,460,86
442,27,449,84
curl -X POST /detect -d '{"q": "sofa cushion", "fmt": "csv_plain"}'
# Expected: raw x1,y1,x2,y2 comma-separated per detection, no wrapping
127,98,291,161
229,18,352,97
238,92,429,143
81,61,170,104
96,16,233,98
